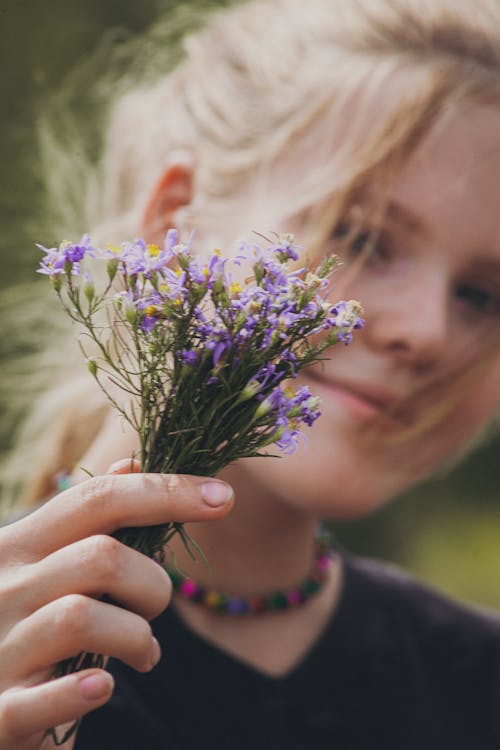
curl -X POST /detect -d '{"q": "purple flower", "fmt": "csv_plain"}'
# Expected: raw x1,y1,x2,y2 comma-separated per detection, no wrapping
164,228,179,255
178,349,199,366
206,336,231,367
118,238,173,276
134,292,167,332
255,384,321,455
187,249,225,287
326,300,365,342
37,234,96,277
37,247,66,277
268,233,301,262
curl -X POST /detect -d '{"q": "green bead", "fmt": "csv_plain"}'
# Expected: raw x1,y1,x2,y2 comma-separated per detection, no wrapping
169,570,182,588
301,579,320,596
269,592,288,610
216,594,229,611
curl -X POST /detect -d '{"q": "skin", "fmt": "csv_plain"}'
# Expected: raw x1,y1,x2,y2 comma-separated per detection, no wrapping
0,466,234,749
1,102,500,748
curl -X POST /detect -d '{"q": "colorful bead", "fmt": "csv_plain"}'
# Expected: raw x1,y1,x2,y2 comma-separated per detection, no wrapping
227,598,249,614
286,589,303,606
204,590,223,608
180,579,199,597
166,529,335,617
248,596,267,614
269,592,288,610
317,554,332,572
301,579,321,595
55,471,73,492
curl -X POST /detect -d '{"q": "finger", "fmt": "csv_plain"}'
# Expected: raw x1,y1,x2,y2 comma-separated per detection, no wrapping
11,535,172,623
1,471,234,560
2,595,161,680
0,669,113,748
106,458,141,474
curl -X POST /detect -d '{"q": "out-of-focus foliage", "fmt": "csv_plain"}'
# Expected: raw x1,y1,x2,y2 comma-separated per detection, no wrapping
0,0,162,292
0,0,499,608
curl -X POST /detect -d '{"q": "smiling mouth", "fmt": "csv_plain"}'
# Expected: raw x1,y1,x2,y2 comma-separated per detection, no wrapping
302,370,410,425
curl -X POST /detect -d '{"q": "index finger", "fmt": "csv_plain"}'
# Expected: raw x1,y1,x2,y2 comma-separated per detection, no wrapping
1,472,233,561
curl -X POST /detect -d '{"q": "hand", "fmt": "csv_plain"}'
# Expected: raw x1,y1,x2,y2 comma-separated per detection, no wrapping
0,460,233,749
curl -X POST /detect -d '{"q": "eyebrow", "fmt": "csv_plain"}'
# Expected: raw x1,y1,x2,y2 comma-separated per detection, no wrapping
384,199,430,238
350,192,431,239
376,200,500,271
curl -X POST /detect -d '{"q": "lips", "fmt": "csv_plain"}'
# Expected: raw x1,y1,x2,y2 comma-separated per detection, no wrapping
302,370,407,424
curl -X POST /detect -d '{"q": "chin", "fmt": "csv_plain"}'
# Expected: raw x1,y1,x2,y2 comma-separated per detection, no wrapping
286,471,400,520
248,439,411,521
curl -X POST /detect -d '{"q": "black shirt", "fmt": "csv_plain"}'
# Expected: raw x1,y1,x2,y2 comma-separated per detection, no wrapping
75,554,500,749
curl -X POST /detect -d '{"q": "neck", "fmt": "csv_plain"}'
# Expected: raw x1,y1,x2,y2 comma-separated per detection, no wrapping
168,460,319,596
168,463,343,677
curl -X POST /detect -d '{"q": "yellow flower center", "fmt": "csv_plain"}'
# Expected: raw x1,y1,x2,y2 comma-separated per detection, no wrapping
229,282,243,296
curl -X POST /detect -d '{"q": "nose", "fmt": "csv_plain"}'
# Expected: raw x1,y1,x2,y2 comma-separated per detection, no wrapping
360,269,449,370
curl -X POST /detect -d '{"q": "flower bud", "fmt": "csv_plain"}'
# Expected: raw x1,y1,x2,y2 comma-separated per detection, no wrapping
87,359,98,377
125,303,137,325
176,252,190,271
50,274,62,293
260,424,286,446
84,279,95,304
240,380,261,402
107,258,119,282
254,397,272,419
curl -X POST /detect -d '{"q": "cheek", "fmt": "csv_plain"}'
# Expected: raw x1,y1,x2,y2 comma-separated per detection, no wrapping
241,361,500,520
385,364,500,481
426,374,500,466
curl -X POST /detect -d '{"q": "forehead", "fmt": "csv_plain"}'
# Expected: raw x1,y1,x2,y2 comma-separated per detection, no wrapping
387,103,500,257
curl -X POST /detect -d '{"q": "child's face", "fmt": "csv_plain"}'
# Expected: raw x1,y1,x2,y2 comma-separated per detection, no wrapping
234,102,500,518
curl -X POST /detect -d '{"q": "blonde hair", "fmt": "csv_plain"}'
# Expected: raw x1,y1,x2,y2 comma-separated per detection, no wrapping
5,0,500,509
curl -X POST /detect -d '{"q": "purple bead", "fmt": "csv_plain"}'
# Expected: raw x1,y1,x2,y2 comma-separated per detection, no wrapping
227,598,249,614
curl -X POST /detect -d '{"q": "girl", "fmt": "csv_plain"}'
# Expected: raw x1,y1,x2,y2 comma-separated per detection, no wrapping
1,0,500,747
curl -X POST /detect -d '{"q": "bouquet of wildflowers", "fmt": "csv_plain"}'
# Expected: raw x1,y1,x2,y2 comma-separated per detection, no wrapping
38,229,363,558
38,229,362,744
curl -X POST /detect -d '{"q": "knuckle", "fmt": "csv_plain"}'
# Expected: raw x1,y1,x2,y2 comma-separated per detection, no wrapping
149,567,172,619
54,594,93,639
0,566,28,606
80,475,117,516
82,535,122,582
135,621,154,672
0,529,11,566
160,473,200,508
0,693,23,741
160,473,182,497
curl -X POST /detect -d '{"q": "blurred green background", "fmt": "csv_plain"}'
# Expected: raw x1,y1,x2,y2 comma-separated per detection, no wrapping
1,0,499,609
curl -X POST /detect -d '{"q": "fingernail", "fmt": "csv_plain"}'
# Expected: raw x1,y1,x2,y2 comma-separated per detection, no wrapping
151,637,162,667
79,672,114,701
107,458,139,474
201,480,232,507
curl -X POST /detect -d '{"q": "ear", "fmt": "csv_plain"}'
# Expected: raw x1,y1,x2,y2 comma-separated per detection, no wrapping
141,154,195,245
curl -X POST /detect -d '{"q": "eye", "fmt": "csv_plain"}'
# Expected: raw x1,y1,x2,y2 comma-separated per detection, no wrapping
332,222,390,263
456,283,500,315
